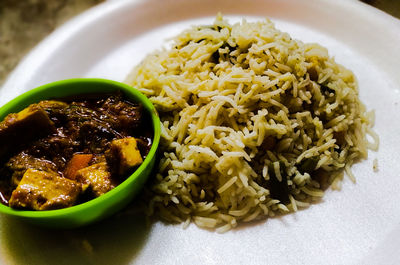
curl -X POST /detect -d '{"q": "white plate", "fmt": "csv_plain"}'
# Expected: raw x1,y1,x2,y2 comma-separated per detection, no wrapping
1,0,400,264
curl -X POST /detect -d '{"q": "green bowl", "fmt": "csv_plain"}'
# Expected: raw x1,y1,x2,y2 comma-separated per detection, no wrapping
0,78,160,228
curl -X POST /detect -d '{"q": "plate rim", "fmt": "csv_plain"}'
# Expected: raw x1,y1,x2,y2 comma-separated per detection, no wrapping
1,0,400,264
1,0,400,100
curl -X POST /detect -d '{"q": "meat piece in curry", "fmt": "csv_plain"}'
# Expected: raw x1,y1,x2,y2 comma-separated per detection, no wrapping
0,92,153,210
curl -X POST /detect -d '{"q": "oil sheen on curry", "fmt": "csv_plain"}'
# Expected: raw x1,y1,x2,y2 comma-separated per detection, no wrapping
0,92,152,210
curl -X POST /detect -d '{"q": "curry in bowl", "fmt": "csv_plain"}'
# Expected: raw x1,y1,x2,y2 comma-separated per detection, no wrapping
0,92,152,210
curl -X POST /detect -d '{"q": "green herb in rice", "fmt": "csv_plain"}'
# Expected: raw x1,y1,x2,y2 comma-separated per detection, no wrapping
126,15,378,233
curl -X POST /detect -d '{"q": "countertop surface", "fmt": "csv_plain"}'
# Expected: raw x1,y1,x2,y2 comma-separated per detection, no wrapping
0,0,104,85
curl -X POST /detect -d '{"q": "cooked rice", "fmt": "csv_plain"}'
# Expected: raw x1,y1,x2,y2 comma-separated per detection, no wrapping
126,15,378,231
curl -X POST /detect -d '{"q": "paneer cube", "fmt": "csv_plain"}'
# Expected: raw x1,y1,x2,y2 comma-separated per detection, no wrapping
108,137,143,176
0,105,55,163
9,169,81,210
7,153,58,186
76,162,114,197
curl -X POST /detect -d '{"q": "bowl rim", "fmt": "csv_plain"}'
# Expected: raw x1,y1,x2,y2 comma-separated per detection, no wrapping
0,78,161,219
